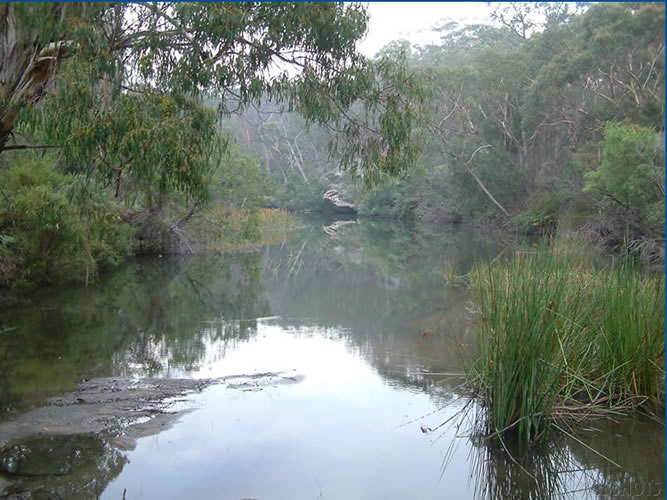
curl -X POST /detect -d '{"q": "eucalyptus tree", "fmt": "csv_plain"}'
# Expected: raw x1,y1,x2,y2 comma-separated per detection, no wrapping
489,2,589,40
412,2,664,226
1,2,424,202
416,23,526,218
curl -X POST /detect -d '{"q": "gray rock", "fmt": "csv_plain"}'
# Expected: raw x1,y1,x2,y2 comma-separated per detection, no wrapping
322,189,357,216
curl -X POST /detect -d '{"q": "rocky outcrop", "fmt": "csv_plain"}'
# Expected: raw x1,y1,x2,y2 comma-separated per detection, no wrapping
322,189,357,216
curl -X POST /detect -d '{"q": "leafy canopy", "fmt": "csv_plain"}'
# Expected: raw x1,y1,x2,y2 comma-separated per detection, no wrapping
5,3,424,199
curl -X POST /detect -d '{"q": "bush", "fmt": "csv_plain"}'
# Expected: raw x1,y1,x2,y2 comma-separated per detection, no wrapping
358,174,419,219
584,122,665,241
0,154,134,290
511,185,571,233
271,171,326,212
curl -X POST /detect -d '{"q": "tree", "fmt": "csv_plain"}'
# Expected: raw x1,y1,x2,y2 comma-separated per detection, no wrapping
584,121,665,243
407,2,664,226
0,3,73,149
489,2,589,40
415,24,528,218
2,3,423,200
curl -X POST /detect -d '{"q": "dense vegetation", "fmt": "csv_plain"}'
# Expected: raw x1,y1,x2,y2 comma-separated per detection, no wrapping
229,3,664,259
376,3,664,245
2,3,663,290
1,2,663,443
0,2,421,293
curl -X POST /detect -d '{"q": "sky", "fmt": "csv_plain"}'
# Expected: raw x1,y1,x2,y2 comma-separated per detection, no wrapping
358,2,494,57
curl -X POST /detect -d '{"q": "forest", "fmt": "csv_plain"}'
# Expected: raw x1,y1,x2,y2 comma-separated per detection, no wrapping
0,2,664,293
229,2,664,254
0,4,664,496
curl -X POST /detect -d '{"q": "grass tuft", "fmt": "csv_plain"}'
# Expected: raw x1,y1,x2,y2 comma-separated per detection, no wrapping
469,241,665,442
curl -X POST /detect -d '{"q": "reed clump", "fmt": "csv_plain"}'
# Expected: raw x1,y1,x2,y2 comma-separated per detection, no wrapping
469,243,665,443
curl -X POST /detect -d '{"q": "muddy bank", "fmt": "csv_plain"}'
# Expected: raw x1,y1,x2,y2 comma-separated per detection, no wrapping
0,373,303,499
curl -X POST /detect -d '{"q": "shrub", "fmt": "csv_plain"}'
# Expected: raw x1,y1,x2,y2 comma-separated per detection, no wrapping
584,122,665,241
272,171,326,212
0,154,134,289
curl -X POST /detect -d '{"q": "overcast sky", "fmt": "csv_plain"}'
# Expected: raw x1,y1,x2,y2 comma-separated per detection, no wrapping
358,2,494,57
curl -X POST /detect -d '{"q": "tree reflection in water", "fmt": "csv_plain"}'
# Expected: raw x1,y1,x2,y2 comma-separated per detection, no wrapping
0,218,663,499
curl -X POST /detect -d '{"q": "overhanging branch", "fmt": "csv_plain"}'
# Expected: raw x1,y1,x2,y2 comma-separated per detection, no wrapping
2,144,59,151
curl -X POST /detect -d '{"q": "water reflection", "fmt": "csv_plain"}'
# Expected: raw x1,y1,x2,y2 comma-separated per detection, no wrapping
468,412,665,500
0,219,663,499
0,435,126,498
0,252,270,413
1,219,490,413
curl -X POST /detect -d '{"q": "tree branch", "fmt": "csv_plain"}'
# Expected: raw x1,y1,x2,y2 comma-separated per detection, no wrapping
2,144,59,151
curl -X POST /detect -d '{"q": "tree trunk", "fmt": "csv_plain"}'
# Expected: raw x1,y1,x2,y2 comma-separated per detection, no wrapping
456,144,511,219
0,4,68,151
463,163,511,218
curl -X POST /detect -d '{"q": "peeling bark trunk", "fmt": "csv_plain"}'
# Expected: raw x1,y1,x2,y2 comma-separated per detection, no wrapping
0,4,68,151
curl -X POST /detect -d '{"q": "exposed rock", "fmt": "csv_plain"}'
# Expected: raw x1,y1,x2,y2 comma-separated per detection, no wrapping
322,189,357,216
0,377,213,451
0,373,305,449
0,373,305,498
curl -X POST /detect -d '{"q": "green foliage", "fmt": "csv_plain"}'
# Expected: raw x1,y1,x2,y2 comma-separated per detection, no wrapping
185,149,287,250
2,2,431,289
0,154,133,289
6,3,423,194
358,151,528,222
19,59,224,201
584,122,665,239
358,172,421,219
593,260,666,402
325,47,426,187
401,1,665,244
272,171,326,212
413,22,520,68
470,242,665,442
511,183,572,233
585,122,664,206
208,147,268,208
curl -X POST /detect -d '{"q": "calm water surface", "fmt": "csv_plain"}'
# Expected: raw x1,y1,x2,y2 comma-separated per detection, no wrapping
0,219,663,499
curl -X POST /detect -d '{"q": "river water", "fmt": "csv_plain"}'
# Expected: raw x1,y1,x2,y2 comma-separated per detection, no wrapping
0,219,664,499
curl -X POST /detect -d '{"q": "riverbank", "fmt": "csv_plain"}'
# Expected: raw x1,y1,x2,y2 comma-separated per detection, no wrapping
0,198,298,302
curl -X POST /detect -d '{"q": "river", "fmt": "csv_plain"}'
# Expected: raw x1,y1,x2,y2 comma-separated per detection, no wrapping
0,218,663,499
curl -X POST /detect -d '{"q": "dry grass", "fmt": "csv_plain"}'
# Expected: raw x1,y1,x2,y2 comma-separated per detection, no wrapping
188,206,297,252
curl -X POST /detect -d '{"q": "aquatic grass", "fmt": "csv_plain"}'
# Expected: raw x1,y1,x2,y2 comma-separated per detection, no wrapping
592,260,666,404
469,242,665,443
256,208,299,245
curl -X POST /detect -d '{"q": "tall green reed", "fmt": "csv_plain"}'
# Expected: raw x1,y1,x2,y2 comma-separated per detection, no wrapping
470,242,664,443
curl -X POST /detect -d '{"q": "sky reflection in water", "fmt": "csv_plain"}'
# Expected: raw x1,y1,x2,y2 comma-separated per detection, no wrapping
1,220,663,499
103,324,473,500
